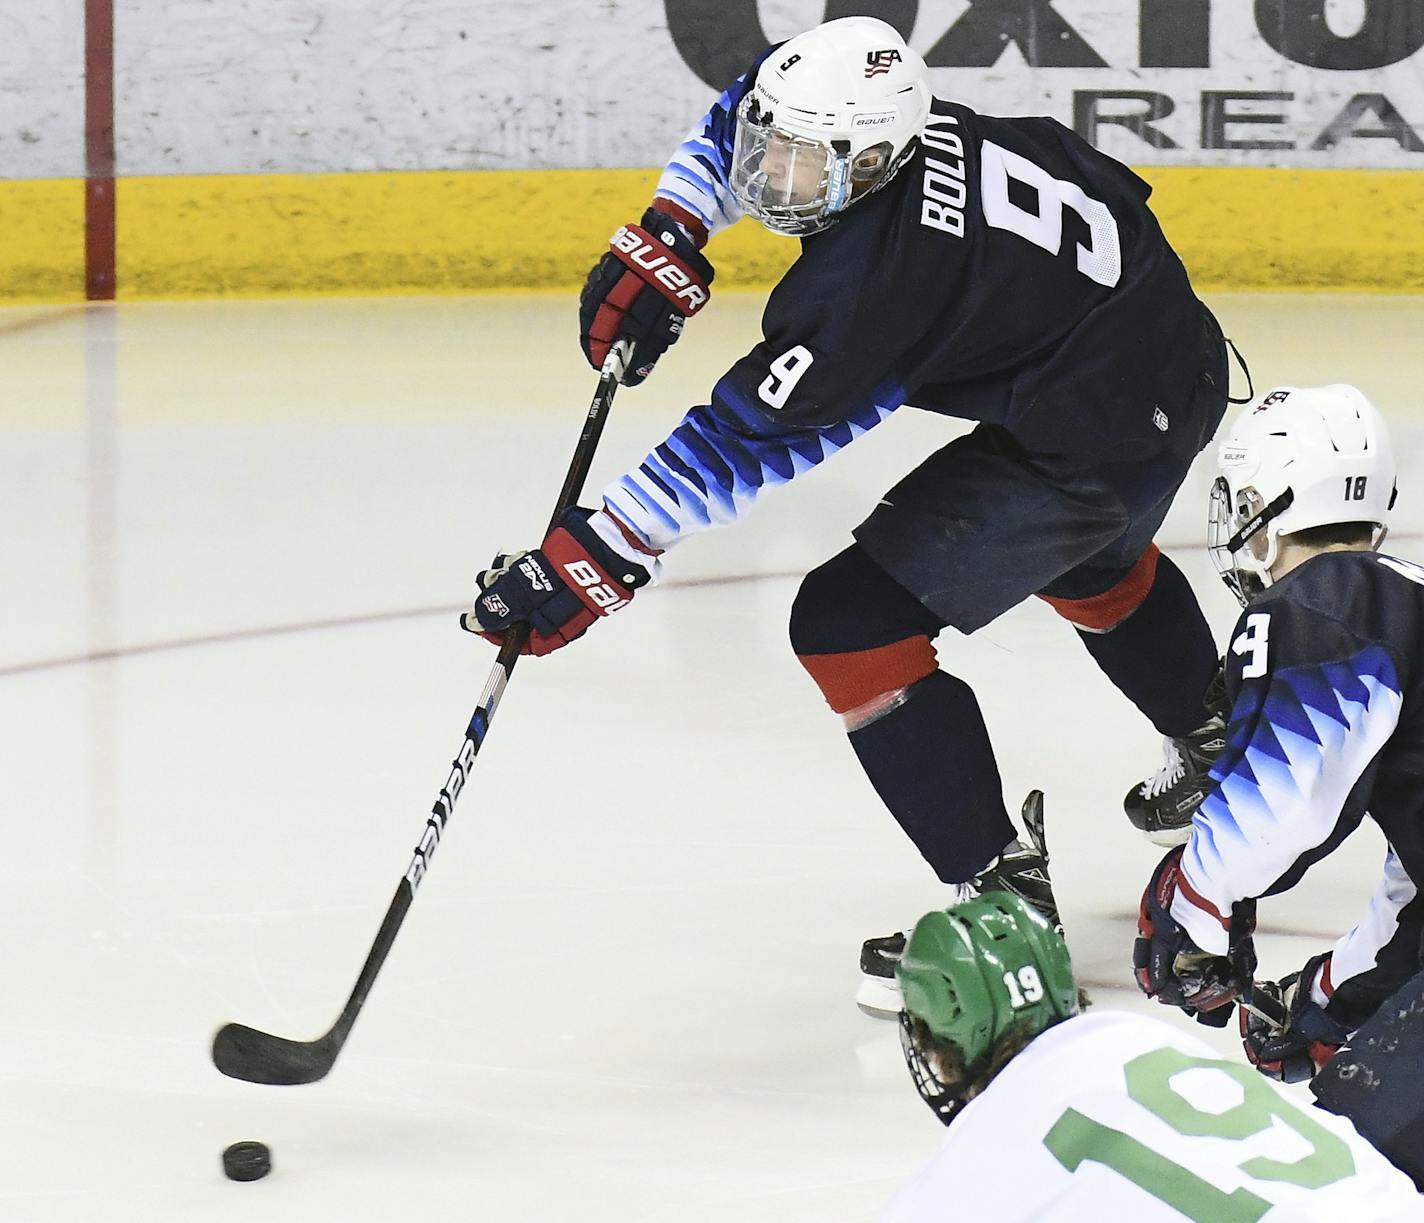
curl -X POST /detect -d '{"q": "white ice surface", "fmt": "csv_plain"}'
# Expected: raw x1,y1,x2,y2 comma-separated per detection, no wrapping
3,291,1422,1222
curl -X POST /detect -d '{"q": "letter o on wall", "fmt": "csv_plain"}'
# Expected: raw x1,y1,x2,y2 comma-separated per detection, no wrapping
1254,0,1424,70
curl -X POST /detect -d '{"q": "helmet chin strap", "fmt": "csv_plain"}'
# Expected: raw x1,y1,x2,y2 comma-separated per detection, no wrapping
1227,487,1296,558
825,139,852,214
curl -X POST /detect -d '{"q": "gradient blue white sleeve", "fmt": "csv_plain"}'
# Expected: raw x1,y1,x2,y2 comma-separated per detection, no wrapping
1316,846,1419,1006
1171,644,1404,955
654,62,761,239
599,376,902,553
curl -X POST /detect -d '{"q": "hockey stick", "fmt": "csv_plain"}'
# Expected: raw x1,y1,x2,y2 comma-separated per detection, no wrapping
1238,979,1289,1028
211,339,633,1086
1193,906,1290,1031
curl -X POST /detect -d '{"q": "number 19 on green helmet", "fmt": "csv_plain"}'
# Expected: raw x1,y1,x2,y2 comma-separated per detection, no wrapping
896,891,1080,1125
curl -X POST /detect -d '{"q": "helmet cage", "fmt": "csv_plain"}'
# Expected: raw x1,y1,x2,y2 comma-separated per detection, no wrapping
898,1010,979,1127
1208,479,1295,607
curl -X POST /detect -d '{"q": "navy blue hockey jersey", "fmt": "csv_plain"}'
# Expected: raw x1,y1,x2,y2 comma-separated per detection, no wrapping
1173,550,1424,1027
602,66,1219,554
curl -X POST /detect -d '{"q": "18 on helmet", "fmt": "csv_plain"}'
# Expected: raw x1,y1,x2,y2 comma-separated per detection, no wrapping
896,891,1078,1125
730,17,931,237
1209,384,1397,606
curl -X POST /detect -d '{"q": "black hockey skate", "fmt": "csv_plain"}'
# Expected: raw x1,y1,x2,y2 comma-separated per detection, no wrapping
857,791,1060,1018
1124,663,1228,847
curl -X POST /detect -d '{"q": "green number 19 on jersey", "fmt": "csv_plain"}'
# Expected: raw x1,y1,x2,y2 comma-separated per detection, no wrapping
1043,1048,1354,1222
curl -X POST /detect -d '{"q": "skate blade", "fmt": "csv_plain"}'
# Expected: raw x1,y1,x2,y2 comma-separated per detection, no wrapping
856,974,903,1019
1140,824,1193,849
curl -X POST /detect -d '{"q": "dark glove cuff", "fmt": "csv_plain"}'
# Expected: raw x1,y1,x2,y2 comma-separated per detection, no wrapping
649,198,710,248
638,206,715,286
1294,955,1353,1043
1295,954,1331,1005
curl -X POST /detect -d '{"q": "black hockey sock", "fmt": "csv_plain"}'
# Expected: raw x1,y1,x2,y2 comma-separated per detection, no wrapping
848,671,1015,884
1076,552,1219,737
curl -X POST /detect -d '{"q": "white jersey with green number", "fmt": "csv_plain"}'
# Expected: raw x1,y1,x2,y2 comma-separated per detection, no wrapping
880,1010,1423,1223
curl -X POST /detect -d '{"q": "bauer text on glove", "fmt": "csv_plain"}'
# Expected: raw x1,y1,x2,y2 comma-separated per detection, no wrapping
578,204,714,387
460,509,653,656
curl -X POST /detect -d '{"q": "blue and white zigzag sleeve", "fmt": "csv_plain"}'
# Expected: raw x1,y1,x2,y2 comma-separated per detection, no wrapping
655,54,768,239
599,377,902,553
1172,645,1404,955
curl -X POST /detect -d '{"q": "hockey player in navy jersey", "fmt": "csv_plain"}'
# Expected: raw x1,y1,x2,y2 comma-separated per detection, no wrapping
1134,384,1424,1100
463,16,1238,1010
885,892,1423,1221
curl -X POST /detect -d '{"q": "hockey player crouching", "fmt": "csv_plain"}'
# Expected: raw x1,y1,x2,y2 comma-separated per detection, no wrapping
886,892,1423,1221
1134,385,1424,1094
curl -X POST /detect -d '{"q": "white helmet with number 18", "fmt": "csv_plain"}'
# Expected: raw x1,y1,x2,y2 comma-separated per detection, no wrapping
730,17,931,237
1208,384,1397,605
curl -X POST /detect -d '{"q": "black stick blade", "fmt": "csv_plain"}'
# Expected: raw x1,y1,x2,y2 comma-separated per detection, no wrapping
212,1022,341,1086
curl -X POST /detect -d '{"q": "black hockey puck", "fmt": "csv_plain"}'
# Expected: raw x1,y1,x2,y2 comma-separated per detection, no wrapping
222,1140,271,1181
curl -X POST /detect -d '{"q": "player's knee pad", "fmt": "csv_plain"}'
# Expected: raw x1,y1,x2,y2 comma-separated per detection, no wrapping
797,638,939,726
1037,543,1161,632
790,547,941,722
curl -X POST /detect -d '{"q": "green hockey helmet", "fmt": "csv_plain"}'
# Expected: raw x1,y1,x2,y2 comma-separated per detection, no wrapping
896,891,1078,1123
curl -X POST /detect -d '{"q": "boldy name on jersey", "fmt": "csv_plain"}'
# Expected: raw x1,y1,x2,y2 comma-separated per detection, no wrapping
919,114,967,237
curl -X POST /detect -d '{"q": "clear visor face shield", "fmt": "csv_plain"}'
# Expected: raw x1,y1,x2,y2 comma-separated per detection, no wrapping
731,95,888,236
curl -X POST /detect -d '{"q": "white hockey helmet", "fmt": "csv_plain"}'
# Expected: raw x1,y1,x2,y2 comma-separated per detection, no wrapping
1208,384,1396,605
730,17,931,237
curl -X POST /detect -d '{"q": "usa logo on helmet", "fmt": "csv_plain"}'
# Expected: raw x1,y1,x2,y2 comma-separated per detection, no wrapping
865,49,902,77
